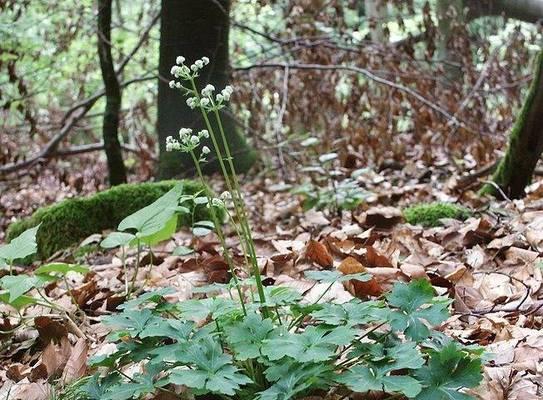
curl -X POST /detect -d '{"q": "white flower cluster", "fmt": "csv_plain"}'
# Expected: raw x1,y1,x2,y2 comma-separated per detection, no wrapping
168,56,210,87
209,192,231,209
197,84,234,110
165,127,211,154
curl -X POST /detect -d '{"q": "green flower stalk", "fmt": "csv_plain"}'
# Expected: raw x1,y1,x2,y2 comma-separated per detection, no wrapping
166,56,267,312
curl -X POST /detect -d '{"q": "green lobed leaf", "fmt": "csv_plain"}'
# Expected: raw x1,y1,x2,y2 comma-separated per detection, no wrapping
102,308,154,339
262,325,355,362
415,342,482,400
258,361,333,400
386,279,451,341
178,298,238,321
225,313,275,360
168,338,252,396
310,299,388,326
337,366,422,398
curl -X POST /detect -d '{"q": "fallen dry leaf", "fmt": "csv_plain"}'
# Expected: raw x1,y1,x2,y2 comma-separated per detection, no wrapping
62,337,88,384
305,240,333,267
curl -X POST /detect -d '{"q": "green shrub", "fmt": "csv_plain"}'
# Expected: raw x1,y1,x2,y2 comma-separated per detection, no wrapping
6,180,210,259
403,202,472,227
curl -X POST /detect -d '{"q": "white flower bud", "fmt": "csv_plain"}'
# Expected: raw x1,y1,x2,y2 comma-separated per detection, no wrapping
176,56,185,65
181,65,190,75
215,93,224,102
201,84,215,97
199,129,209,139
169,80,176,89
170,66,180,76
190,64,198,72
190,135,200,145
175,82,182,89
212,198,224,207
195,60,204,69
201,146,210,155
186,98,197,109
201,56,210,65
200,98,210,107
220,191,231,200
179,128,192,139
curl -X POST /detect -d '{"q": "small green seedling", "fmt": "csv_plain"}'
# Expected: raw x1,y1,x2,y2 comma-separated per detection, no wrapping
0,224,40,274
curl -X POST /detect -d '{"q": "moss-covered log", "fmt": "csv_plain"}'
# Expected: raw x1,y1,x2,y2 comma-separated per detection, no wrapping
6,180,209,259
481,51,543,199
157,0,256,178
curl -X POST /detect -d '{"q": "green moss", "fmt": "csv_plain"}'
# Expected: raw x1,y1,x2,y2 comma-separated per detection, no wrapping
6,180,212,259
403,202,472,227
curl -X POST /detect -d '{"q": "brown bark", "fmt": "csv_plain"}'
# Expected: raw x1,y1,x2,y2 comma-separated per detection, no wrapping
97,0,127,185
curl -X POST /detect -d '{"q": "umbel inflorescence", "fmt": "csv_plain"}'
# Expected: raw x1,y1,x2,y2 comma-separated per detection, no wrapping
165,56,234,162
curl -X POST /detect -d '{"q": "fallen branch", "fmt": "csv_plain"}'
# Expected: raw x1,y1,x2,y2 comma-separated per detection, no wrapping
234,62,477,133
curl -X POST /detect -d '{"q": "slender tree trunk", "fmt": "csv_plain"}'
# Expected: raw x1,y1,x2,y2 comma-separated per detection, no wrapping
97,0,127,185
157,0,256,179
481,51,543,199
364,0,387,42
436,0,465,81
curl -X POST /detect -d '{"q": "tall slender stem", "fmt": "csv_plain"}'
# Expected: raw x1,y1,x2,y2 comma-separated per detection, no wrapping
189,150,247,315
188,79,267,310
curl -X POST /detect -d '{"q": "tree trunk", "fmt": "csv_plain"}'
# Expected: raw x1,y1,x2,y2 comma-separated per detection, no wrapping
364,0,387,42
436,0,465,81
466,0,543,22
97,0,127,185
157,0,256,179
481,51,543,199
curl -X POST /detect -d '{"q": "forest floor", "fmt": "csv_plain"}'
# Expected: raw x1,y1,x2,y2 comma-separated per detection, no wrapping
1,157,543,399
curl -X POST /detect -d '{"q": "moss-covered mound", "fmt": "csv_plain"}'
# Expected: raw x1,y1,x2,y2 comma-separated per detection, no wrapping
403,202,472,227
6,180,209,259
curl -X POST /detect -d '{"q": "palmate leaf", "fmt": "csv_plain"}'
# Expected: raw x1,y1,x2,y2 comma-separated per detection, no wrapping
339,341,424,398
415,342,482,400
139,317,193,341
168,338,252,396
102,308,154,339
0,224,40,263
337,366,422,398
225,313,275,360
262,325,355,362
310,299,387,326
262,286,302,306
178,297,238,321
258,361,334,400
103,363,164,400
386,279,451,341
